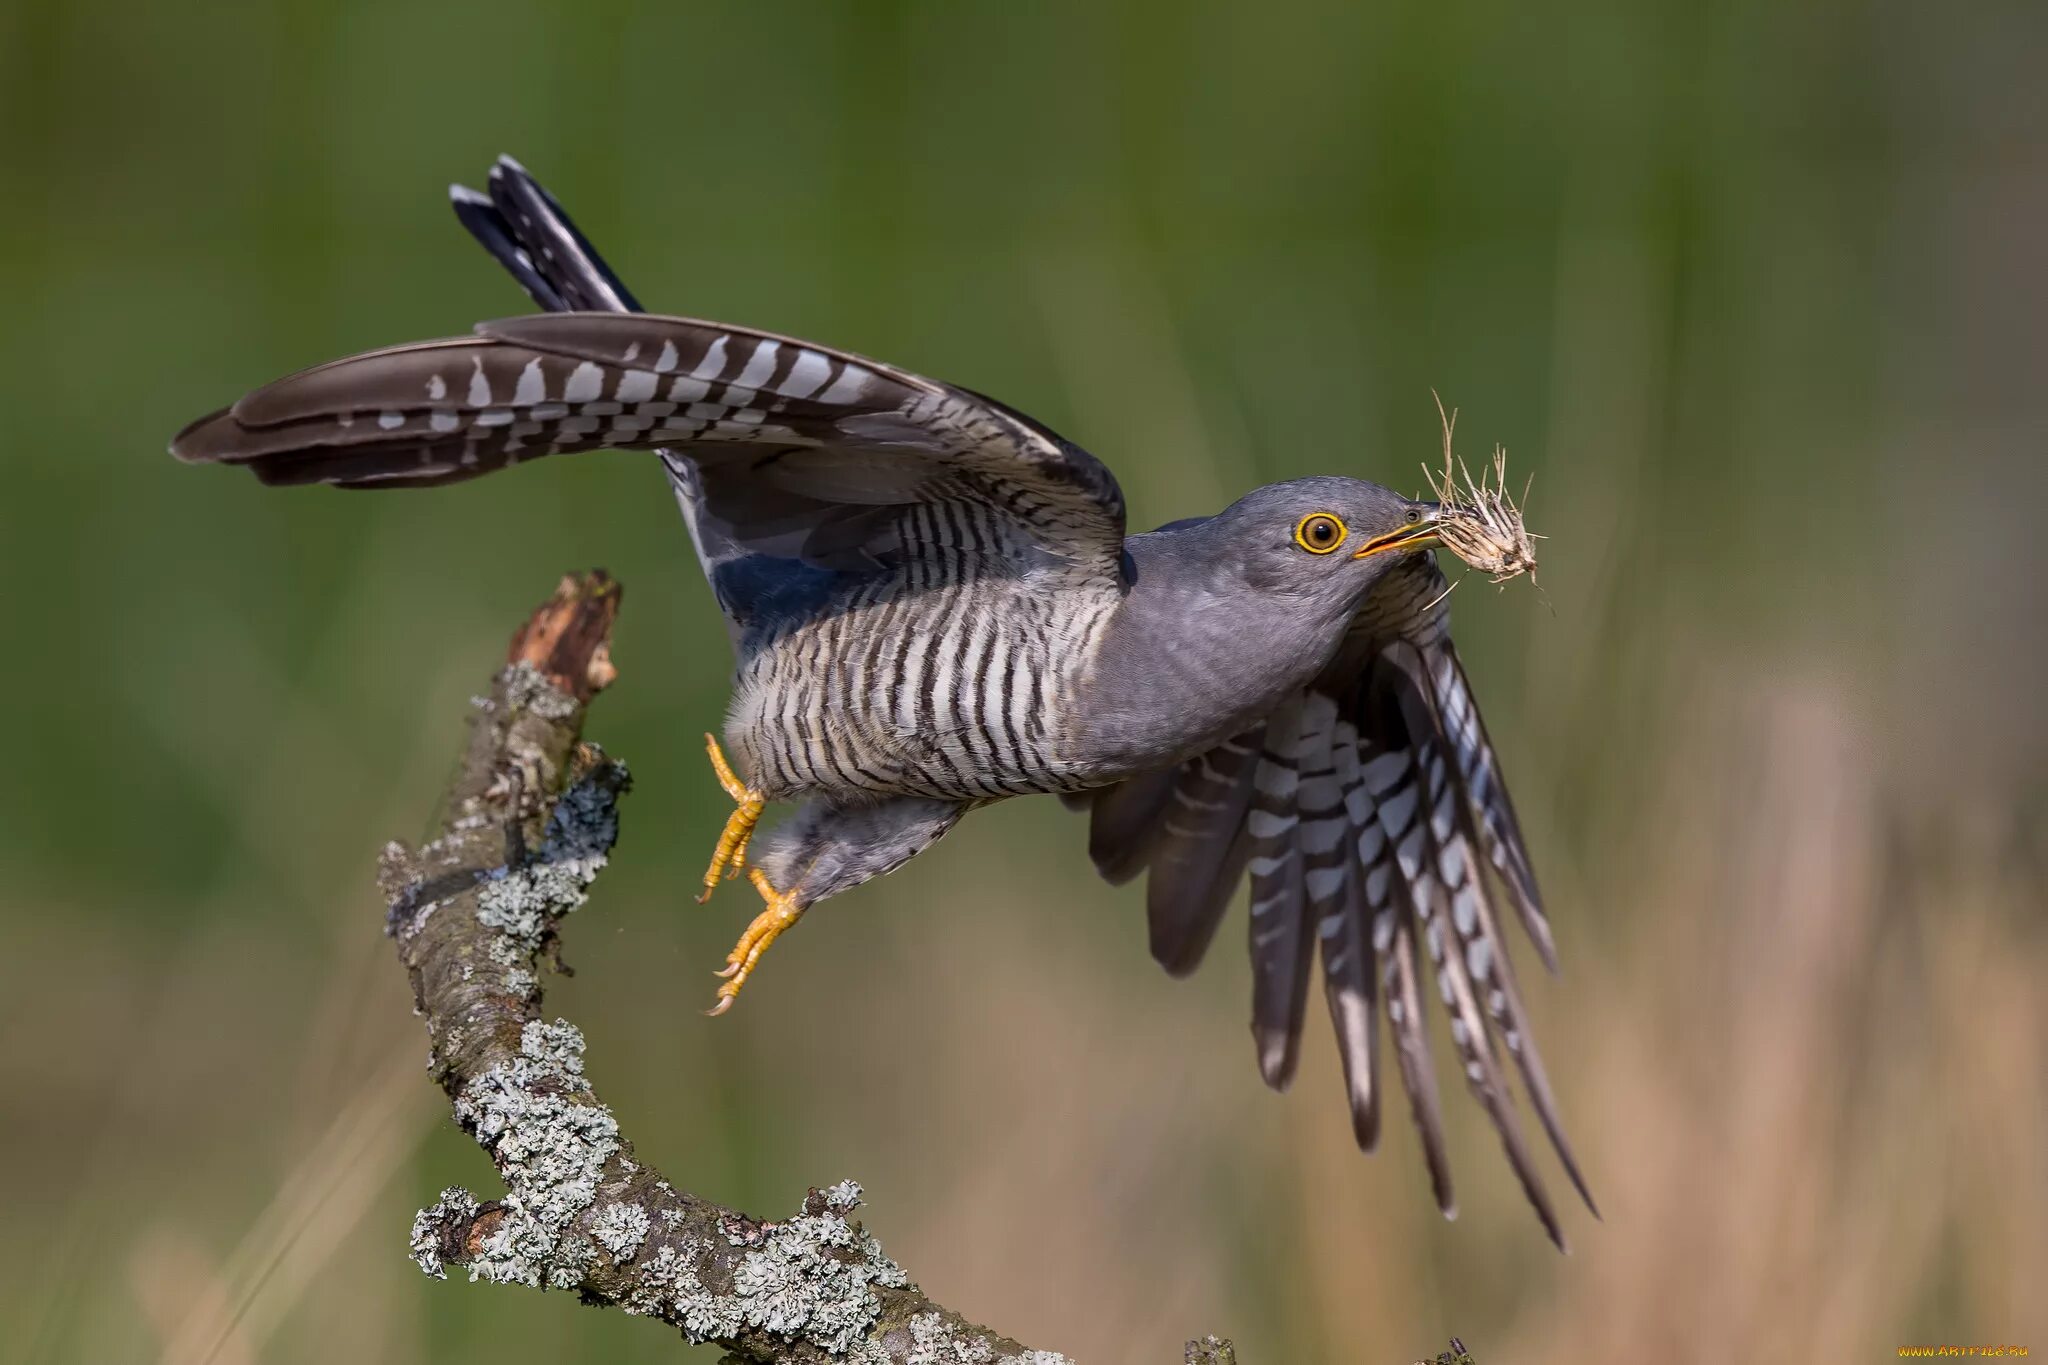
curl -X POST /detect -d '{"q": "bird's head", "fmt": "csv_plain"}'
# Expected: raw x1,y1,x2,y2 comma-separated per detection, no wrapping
1100,476,1450,756
1212,476,1442,612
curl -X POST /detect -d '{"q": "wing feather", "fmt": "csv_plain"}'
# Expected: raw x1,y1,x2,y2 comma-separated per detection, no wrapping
1392,726,1566,1249
1128,733,1263,977
1247,696,1321,1090
1384,879,1456,1218
1419,732,1599,1219
1320,717,1384,1151
1082,552,1589,1244
173,311,1129,591
1079,765,1178,883
1428,646,1556,970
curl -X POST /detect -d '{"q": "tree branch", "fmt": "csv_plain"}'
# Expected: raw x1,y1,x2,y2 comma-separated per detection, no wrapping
382,571,1072,1363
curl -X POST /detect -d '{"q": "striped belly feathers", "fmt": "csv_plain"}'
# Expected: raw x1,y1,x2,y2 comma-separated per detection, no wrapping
727,559,1116,802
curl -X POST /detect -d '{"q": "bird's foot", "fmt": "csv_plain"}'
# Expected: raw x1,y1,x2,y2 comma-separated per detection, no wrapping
706,869,805,1015
697,732,764,903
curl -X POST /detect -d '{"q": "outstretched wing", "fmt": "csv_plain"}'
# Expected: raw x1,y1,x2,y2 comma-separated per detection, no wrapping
172,312,1130,610
1077,553,1593,1247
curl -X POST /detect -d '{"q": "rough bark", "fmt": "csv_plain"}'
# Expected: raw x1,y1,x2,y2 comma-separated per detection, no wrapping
383,571,1073,1363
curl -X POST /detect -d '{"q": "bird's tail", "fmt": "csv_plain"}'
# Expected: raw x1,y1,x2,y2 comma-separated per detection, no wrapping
450,158,727,602
449,156,643,315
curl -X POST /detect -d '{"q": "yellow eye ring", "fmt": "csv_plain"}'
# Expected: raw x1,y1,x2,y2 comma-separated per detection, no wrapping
1293,512,1349,554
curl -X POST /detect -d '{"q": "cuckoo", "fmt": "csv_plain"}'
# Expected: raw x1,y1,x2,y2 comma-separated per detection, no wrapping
172,157,1594,1246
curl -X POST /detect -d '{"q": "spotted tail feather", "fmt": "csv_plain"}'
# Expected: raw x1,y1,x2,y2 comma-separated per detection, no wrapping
450,155,643,314
449,158,758,640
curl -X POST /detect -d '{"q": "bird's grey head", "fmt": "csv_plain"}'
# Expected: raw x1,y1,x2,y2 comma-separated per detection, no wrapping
1191,475,1440,618
1086,476,1446,768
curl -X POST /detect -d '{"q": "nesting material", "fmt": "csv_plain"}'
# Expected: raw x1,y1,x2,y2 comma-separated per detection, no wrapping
1424,395,1543,586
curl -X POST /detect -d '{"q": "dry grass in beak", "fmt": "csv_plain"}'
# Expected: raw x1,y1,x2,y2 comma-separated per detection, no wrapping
1425,392,1544,586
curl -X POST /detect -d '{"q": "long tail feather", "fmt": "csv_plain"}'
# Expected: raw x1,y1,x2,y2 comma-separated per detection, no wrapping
452,155,643,314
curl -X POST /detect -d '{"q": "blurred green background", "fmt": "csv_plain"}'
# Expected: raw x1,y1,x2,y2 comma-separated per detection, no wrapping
3,1,2044,1361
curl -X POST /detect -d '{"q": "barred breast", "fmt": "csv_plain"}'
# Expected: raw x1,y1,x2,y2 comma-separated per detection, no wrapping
725,526,1122,802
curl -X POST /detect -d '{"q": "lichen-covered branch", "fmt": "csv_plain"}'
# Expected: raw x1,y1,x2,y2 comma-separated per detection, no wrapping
382,571,1069,1363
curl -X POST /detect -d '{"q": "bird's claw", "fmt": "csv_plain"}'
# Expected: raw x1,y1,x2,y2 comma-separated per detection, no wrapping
697,733,764,903
706,869,806,1015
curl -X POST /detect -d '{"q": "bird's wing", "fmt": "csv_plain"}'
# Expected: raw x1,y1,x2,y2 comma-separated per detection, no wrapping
171,313,1132,615
1347,646,1594,1245
441,156,1129,640
451,155,744,641
1342,555,1556,968
1077,553,1592,1247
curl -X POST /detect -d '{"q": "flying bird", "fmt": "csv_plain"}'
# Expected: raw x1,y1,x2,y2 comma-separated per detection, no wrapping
172,157,1595,1246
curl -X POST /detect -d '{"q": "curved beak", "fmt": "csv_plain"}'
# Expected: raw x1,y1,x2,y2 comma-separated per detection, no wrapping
1352,504,1444,561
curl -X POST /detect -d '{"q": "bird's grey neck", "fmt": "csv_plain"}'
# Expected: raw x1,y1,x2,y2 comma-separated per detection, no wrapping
1071,526,1343,777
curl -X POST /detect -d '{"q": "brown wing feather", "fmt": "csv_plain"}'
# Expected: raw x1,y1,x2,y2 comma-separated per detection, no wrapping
173,313,1128,583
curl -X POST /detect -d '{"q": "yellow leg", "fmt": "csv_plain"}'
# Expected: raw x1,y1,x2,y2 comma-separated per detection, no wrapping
706,869,806,1015
697,732,764,904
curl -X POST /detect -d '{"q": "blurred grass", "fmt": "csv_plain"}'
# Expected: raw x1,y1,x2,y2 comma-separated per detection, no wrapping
1,0,2044,1361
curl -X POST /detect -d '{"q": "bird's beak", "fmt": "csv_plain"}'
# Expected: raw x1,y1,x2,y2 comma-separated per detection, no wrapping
1352,507,1444,561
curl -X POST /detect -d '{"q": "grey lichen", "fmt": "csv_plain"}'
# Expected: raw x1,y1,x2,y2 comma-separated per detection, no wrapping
473,758,627,946
905,1315,1078,1365
410,1187,482,1280
612,1184,912,1355
731,1201,908,1352
910,1314,1074,1365
909,1313,993,1365
542,760,626,865
444,1020,619,1291
614,1235,755,1341
500,659,581,720
591,1200,652,1261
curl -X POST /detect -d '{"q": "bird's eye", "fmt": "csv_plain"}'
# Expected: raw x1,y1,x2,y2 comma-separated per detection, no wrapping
1405,509,1420,522
1293,512,1348,554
